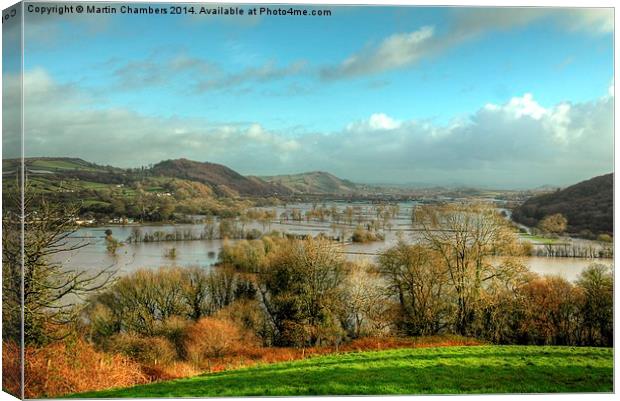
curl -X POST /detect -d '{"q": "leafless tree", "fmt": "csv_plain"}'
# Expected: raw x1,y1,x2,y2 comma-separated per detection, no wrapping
3,185,117,344
378,242,451,335
415,203,527,335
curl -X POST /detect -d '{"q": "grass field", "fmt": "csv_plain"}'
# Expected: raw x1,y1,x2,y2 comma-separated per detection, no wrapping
520,234,561,245
70,345,613,397
30,159,99,171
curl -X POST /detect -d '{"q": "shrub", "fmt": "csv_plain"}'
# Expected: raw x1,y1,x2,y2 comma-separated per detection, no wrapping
154,317,191,359
108,333,178,365
351,226,383,243
86,267,244,340
184,317,247,363
2,341,21,397
163,247,178,259
245,228,263,240
215,299,270,344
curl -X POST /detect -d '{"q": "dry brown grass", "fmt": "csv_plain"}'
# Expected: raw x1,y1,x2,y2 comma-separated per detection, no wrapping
5,326,482,398
2,341,22,398
180,333,483,374
3,339,148,398
138,361,200,382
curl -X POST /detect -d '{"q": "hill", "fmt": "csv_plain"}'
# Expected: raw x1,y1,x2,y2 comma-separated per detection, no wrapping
3,157,131,188
261,171,359,194
512,173,613,236
4,157,290,198
6,157,102,171
3,157,120,175
2,157,290,221
150,159,290,197
71,345,612,397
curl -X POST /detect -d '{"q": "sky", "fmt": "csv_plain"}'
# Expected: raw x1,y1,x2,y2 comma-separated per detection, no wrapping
2,3,615,188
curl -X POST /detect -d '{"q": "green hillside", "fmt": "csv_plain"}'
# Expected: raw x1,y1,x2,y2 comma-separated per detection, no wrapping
70,346,612,397
3,157,108,172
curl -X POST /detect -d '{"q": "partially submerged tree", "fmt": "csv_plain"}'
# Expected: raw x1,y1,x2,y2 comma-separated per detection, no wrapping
104,229,121,255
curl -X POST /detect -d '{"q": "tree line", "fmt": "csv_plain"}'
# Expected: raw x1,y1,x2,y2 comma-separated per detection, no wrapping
3,199,613,360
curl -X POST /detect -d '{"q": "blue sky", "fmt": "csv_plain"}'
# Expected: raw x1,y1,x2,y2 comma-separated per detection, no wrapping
3,4,614,187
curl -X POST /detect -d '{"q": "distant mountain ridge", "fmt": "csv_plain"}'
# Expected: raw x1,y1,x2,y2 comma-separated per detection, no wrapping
260,171,360,194
512,173,613,236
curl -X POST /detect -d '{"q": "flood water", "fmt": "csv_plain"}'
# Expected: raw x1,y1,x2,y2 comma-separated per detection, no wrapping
53,202,613,282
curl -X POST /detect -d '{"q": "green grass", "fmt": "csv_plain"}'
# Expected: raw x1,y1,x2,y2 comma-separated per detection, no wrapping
146,186,167,192
73,181,111,190
69,345,613,397
520,234,561,245
30,159,99,171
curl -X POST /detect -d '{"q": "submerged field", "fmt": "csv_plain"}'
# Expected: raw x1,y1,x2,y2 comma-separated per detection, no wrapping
71,345,613,397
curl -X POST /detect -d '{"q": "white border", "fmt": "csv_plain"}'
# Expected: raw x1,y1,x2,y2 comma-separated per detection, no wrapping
0,1,617,401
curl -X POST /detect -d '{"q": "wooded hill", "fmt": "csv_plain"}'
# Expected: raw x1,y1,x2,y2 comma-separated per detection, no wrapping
150,158,291,197
512,173,613,236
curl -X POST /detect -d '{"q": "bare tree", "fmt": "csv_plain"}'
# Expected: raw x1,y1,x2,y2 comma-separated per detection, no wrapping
342,261,391,338
576,263,613,346
3,186,117,344
257,238,346,346
378,242,451,335
415,203,527,335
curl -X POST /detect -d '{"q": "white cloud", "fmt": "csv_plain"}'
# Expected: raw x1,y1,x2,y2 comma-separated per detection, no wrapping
561,9,614,35
6,69,613,188
3,70,301,170
195,60,307,92
487,93,548,120
109,53,306,93
322,8,613,79
347,113,402,131
544,103,574,143
324,27,435,79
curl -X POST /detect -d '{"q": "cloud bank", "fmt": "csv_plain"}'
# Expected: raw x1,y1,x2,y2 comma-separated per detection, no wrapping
4,69,613,188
